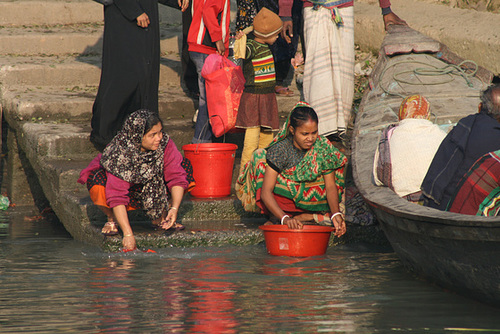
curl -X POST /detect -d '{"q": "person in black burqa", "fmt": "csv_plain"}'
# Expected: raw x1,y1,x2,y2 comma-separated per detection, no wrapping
421,84,500,210
90,0,188,151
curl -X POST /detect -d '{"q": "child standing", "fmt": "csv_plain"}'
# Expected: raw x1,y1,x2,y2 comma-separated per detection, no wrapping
236,7,282,174
187,0,231,143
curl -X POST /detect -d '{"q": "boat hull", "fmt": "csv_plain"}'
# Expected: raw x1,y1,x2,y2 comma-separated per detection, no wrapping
352,25,500,306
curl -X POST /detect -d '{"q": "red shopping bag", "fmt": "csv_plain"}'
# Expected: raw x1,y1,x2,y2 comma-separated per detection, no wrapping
201,54,245,137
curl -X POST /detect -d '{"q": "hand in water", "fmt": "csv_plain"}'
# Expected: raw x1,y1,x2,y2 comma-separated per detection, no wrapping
123,235,136,251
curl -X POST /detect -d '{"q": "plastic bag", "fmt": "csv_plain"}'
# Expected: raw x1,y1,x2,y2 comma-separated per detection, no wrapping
201,54,245,137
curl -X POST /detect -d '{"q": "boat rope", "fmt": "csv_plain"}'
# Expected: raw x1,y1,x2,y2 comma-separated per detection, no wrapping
379,59,479,98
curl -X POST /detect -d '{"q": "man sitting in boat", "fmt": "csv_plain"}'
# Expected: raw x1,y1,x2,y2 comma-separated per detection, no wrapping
446,149,500,216
373,95,446,202
421,84,500,211
236,102,347,237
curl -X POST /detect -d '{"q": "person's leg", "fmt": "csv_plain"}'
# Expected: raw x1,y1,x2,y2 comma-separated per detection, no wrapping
258,128,274,149
182,6,199,96
270,37,293,95
189,51,213,143
239,127,261,175
303,6,354,137
89,184,119,235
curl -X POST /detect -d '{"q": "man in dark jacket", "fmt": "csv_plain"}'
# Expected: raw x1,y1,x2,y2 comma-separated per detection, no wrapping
421,84,500,210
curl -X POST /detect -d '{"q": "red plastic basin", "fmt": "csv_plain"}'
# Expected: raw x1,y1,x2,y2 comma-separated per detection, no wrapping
259,225,334,257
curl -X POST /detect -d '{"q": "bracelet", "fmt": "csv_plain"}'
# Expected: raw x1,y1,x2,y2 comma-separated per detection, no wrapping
124,234,134,237
331,212,343,220
280,215,290,225
169,207,178,210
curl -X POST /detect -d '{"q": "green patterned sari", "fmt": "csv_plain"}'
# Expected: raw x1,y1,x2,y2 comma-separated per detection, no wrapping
236,110,347,213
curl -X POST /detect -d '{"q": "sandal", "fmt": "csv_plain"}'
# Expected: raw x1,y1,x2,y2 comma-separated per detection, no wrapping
101,221,119,236
275,86,294,96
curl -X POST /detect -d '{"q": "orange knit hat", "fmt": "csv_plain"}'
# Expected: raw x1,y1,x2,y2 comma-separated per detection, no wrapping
253,7,283,39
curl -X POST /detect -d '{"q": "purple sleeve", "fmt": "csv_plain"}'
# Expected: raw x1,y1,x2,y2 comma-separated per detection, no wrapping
105,172,132,208
279,0,294,17
163,140,189,191
77,154,102,184
379,0,391,8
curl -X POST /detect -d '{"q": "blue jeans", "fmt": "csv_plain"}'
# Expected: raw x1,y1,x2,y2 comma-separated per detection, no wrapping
189,51,213,143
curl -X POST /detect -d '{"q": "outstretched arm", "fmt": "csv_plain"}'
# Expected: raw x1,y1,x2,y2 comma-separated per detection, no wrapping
163,185,184,227
324,172,346,237
113,205,136,250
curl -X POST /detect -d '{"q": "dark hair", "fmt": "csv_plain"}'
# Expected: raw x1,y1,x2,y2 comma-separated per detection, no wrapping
289,106,319,129
480,84,500,119
143,111,163,135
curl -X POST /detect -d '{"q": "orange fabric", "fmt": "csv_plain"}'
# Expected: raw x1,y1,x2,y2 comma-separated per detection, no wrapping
398,95,430,121
89,185,138,211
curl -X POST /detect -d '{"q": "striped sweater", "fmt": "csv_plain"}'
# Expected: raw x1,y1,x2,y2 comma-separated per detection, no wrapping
242,39,276,94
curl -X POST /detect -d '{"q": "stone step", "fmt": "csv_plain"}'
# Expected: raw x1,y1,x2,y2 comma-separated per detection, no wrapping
0,54,182,86
0,23,181,56
0,84,197,121
19,122,97,160
11,115,246,160
0,0,182,26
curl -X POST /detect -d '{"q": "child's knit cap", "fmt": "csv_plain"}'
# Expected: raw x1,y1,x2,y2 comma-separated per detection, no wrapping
253,7,283,39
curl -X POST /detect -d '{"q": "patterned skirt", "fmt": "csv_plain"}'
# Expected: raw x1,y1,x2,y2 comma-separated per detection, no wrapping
235,92,280,130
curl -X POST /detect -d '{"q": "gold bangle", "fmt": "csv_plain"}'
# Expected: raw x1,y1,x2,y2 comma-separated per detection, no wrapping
124,234,134,237
170,207,178,211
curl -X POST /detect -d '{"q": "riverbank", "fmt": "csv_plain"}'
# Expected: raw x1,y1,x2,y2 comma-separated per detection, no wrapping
0,0,498,250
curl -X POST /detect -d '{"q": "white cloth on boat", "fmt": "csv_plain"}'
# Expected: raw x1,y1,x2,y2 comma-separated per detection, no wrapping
302,6,354,137
389,119,446,197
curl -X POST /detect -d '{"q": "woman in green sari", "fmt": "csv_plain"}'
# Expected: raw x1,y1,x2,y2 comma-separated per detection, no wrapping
236,102,347,236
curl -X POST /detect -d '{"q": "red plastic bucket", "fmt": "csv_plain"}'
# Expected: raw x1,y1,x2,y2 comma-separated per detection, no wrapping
259,225,334,257
182,143,238,198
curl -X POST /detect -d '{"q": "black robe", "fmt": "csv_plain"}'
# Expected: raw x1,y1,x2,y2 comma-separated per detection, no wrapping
90,0,162,150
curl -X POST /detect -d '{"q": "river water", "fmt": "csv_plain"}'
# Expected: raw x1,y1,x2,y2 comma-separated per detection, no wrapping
1,207,499,333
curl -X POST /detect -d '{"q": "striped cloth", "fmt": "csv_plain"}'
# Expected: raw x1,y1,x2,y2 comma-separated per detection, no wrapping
447,150,500,216
302,6,354,136
252,54,275,83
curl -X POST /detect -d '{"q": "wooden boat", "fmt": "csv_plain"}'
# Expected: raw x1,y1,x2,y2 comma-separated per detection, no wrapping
351,25,500,306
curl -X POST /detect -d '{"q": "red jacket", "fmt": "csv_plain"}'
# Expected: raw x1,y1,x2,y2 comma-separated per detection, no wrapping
187,0,230,54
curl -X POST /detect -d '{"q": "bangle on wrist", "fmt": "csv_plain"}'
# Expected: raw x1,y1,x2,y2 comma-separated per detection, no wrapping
170,207,178,211
281,215,290,225
331,212,343,220
124,234,134,237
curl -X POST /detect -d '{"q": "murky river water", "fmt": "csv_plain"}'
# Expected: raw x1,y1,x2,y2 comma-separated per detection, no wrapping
0,207,499,333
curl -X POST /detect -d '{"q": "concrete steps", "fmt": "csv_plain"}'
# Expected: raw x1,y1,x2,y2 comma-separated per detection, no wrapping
0,83,196,121
0,0,182,26
0,54,182,86
0,23,182,56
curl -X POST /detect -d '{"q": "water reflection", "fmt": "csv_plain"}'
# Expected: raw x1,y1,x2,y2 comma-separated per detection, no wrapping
186,258,238,333
1,211,500,332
